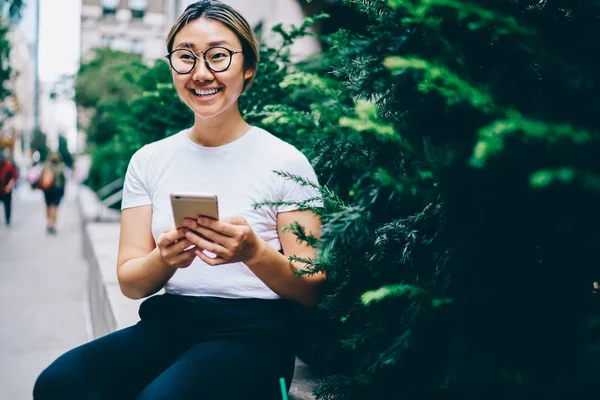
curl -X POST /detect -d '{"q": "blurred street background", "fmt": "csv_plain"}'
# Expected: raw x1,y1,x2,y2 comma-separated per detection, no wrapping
0,182,89,399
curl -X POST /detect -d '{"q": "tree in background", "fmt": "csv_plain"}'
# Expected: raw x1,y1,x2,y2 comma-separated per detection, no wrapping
29,128,48,162
57,134,73,168
75,49,151,147
0,0,23,123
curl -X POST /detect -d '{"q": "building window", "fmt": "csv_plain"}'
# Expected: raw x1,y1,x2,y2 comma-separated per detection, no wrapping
102,7,117,17
101,0,119,17
131,9,145,19
129,0,148,19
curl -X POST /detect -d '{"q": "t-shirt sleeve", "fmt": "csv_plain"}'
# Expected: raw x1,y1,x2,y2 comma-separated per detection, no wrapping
121,147,152,210
276,149,323,213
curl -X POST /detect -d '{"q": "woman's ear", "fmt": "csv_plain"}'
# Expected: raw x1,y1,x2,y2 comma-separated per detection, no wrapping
243,68,255,80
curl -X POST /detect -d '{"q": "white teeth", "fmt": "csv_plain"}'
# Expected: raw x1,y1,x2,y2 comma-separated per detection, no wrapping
194,88,219,96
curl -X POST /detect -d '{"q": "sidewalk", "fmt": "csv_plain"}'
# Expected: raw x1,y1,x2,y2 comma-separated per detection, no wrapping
0,183,90,400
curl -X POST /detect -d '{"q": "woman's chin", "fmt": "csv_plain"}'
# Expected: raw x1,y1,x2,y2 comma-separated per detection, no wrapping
188,100,239,120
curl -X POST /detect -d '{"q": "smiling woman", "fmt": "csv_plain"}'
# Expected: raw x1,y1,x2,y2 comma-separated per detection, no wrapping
33,1,324,400
164,6,258,127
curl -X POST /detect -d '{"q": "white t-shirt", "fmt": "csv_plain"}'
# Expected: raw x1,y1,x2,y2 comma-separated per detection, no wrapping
121,126,321,299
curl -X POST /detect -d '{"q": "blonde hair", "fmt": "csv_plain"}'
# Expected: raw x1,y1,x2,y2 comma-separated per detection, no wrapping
166,1,259,93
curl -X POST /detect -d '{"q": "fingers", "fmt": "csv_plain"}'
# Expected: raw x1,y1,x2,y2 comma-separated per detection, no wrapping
185,230,230,259
160,239,197,269
171,238,196,253
157,226,198,269
157,227,189,248
179,216,257,266
169,245,197,268
188,217,241,238
196,249,222,266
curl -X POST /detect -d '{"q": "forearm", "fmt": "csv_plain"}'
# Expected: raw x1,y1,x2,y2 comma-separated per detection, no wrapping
245,243,326,308
118,247,177,299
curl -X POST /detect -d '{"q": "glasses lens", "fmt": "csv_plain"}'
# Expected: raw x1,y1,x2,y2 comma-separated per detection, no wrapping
205,47,232,72
170,49,195,74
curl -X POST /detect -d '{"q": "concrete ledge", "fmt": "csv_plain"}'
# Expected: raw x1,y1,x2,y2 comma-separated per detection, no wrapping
78,187,316,399
78,185,121,223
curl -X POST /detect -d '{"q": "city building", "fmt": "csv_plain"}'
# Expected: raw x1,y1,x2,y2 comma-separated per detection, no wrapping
81,0,317,63
80,0,170,61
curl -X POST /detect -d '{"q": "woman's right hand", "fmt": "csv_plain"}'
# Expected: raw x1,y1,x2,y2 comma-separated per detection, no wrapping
156,227,198,269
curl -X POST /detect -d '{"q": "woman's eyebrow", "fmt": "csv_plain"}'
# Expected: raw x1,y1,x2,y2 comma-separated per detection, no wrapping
207,40,231,47
175,41,195,49
174,40,232,49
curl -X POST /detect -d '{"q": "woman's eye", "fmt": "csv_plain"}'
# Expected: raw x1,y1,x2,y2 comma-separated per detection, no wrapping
211,53,227,60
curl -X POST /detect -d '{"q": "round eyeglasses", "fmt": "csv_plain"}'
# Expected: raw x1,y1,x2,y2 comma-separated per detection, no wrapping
165,47,243,74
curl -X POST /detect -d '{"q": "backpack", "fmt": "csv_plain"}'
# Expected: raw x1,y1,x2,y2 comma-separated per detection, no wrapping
39,168,55,191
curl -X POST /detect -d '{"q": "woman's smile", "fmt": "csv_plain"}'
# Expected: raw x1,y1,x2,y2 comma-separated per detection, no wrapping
189,87,224,102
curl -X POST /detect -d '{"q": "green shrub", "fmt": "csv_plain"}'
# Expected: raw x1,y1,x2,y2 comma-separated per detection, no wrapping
286,1,600,399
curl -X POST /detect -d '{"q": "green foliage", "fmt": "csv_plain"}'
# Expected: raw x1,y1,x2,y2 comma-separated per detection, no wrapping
57,135,73,168
30,129,48,162
0,0,23,113
282,0,600,399
74,49,149,108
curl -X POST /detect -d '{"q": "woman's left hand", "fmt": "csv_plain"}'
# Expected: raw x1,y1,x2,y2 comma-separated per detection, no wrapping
183,216,265,266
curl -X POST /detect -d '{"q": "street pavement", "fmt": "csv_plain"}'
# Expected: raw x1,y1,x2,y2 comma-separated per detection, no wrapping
0,181,90,399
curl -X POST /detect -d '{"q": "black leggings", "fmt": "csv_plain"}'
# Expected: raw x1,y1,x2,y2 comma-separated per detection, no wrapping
1,191,12,224
33,294,296,400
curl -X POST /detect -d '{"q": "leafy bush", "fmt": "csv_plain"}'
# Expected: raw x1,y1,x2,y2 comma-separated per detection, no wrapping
283,1,600,399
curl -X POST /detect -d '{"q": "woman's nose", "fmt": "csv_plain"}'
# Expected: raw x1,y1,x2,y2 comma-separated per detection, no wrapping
191,58,214,81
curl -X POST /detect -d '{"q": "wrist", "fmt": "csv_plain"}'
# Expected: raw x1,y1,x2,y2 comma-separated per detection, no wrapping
151,247,175,272
244,239,268,267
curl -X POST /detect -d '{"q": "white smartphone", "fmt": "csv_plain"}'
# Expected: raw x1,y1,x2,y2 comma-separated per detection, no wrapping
170,192,219,229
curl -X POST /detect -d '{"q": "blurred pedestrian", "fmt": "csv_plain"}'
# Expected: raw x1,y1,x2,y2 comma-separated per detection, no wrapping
0,152,18,227
41,152,66,234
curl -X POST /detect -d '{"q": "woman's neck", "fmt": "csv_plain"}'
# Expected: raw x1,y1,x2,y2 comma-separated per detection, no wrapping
188,107,251,147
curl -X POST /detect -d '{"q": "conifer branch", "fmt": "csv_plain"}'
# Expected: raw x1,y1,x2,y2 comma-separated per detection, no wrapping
384,57,498,113
361,284,427,306
471,114,594,167
253,197,323,212
283,222,320,248
273,170,321,189
288,255,326,277
387,0,532,37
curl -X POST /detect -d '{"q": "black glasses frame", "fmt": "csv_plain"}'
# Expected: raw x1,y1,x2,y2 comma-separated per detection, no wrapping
165,47,243,74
